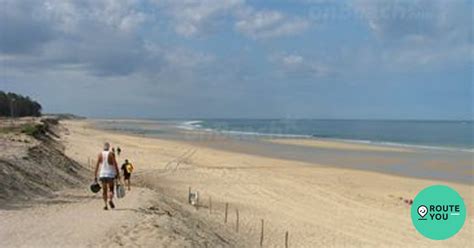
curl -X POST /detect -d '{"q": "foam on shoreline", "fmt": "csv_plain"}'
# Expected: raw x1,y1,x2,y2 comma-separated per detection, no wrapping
177,120,473,153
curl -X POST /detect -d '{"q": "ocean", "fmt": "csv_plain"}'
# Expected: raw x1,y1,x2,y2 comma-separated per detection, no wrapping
95,119,473,183
182,119,473,151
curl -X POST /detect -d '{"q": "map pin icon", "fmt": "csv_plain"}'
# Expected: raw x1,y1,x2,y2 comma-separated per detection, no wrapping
418,205,428,218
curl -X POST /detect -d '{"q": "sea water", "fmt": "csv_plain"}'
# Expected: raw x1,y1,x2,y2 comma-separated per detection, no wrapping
95,119,473,183
183,119,473,151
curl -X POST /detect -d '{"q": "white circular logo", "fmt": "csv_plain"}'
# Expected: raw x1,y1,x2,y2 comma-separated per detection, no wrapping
417,205,428,218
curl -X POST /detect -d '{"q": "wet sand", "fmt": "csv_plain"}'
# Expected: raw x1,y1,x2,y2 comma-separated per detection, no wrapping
94,120,473,184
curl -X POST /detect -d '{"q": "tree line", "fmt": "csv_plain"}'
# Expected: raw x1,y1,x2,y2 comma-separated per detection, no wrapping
0,91,42,117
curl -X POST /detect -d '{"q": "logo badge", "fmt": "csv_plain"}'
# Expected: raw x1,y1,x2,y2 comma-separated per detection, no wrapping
417,205,428,220
411,185,466,240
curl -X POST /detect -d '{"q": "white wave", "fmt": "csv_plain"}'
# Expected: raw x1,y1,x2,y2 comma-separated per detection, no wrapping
183,120,203,125
177,120,203,130
174,121,473,153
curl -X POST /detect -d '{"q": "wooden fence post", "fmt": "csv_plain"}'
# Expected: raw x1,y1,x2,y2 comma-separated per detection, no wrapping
196,194,199,210
224,203,229,223
260,219,264,247
209,196,212,214
188,186,191,204
235,209,239,233
285,231,289,248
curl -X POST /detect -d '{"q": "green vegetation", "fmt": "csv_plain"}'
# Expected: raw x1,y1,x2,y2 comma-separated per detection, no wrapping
0,91,42,117
21,123,45,137
0,126,16,134
0,123,45,137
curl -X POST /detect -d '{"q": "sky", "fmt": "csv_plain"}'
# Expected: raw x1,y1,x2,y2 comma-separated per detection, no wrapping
0,0,472,120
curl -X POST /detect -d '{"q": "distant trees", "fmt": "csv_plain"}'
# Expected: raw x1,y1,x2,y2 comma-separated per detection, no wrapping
0,91,42,117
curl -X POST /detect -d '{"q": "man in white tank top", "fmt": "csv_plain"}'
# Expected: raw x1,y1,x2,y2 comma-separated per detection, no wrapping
94,142,120,210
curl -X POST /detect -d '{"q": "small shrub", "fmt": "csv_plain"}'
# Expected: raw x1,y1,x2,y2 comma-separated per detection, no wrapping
21,124,44,137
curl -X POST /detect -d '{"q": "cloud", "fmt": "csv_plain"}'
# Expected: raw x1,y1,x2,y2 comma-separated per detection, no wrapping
282,54,304,65
235,9,310,39
0,0,310,80
270,53,332,78
0,0,471,119
0,0,57,54
353,0,471,38
162,47,215,68
0,0,156,76
156,0,310,39
352,0,472,66
0,0,220,88
155,0,243,37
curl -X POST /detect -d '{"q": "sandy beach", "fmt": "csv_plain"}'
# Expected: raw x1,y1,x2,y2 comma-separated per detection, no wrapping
1,119,472,247
2,0,471,246
267,138,412,152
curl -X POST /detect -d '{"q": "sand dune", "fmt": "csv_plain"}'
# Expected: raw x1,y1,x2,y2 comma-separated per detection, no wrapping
0,120,247,248
0,119,87,207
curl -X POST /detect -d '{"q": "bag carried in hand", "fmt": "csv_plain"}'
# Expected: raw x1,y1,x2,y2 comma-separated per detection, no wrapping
126,163,134,173
90,181,101,193
116,183,126,199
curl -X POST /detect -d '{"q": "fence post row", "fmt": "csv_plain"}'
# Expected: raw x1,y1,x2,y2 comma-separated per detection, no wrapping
186,190,289,248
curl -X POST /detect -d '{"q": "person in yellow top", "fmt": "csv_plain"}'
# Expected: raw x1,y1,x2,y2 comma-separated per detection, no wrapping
121,159,134,191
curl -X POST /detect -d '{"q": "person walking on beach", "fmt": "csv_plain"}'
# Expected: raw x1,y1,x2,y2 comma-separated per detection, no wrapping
117,147,121,156
94,142,120,210
121,159,134,191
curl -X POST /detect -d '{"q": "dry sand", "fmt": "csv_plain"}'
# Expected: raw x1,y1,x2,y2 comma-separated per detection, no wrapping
0,186,245,248
0,120,246,248
1,119,473,247
67,120,474,247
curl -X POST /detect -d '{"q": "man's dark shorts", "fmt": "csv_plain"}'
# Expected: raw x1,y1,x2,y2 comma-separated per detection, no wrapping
99,177,115,183
124,173,131,180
